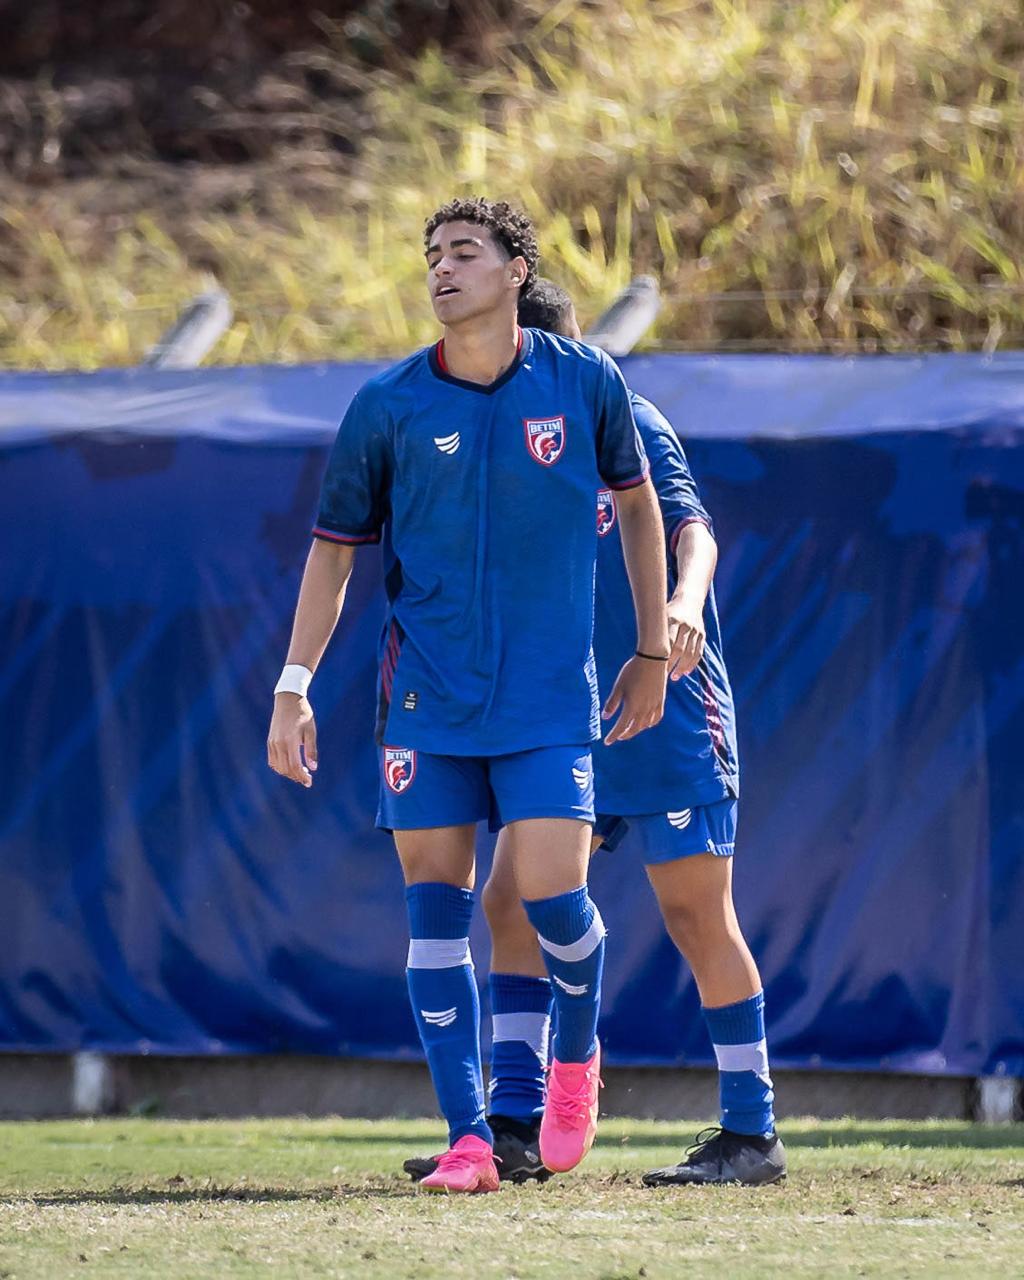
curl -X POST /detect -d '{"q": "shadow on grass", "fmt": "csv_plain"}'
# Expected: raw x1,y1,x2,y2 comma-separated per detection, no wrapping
601,1125,1021,1152
774,1126,1022,1151
269,1132,445,1147
10,1184,418,1207
266,1125,1021,1154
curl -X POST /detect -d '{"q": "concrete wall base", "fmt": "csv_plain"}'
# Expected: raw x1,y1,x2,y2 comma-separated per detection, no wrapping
0,1054,983,1122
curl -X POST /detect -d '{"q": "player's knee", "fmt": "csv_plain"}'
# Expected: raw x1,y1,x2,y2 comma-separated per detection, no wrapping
481,873,522,933
658,895,733,959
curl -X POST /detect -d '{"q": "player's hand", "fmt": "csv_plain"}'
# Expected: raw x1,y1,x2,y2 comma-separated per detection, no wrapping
267,693,319,788
667,596,706,681
602,655,667,745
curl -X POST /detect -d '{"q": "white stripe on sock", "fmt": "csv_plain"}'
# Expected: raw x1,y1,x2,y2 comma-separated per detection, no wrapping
537,909,606,963
492,1012,550,1062
406,937,472,969
713,1038,771,1084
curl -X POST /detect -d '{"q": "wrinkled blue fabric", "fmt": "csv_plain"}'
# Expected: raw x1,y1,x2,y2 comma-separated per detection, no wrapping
0,353,1021,1075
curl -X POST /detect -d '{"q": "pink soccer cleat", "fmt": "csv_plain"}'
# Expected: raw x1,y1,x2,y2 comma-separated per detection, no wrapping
418,1134,500,1194
540,1043,602,1172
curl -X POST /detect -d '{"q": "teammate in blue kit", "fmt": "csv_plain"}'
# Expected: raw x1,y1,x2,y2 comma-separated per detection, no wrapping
267,201,671,1192
405,279,786,1188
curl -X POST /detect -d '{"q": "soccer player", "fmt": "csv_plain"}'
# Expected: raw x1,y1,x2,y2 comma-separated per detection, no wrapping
406,279,786,1187
267,201,671,1193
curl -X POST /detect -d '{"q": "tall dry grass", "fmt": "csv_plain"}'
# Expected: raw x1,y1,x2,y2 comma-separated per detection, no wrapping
2,0,1022,367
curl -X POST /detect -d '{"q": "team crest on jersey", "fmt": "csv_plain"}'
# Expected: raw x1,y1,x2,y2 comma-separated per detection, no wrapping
596,489,617,537
384,747,416,794
524,415,566,466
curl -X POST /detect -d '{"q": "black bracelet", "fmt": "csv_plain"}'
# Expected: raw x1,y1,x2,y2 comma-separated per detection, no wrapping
635,649,670,661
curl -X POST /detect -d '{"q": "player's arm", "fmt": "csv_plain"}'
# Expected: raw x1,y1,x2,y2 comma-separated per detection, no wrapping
267,540,355,788
603,479,670,744
591,356,669,744
267,387,390,788
632,398,718,682
667,521,717,680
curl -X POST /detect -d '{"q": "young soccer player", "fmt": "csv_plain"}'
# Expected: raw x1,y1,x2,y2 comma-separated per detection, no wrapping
267,203,671,1193
406,279,786,1187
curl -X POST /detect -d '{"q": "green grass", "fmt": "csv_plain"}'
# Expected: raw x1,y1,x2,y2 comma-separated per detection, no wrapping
3,0,1024,368
0,1118,1020,1278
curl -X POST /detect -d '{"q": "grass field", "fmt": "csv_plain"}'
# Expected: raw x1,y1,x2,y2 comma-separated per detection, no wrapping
0,1118,1020,1278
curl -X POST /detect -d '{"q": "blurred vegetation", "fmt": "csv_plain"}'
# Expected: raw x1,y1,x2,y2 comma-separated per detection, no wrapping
2,0,1023,368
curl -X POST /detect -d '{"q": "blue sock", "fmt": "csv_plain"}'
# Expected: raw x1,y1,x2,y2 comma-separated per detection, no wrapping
405,883,491,1147
523,887,605,1063
702,990,776,1137
488,973,553,1122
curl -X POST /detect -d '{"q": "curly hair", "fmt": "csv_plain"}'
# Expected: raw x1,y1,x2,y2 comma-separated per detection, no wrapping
424,196,539,294
517,277,575,335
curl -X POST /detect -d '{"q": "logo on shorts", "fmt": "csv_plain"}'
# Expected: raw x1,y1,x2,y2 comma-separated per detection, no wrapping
667,809,693,830
384,746,416,794
596,489,617,537
572,764,591,790
434,431,460,455
524,416,566,466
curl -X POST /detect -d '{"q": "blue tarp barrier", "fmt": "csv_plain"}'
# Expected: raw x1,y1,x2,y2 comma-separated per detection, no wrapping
1,353,1022,1074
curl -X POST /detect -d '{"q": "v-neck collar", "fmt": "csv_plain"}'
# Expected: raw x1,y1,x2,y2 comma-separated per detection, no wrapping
428,326,530,396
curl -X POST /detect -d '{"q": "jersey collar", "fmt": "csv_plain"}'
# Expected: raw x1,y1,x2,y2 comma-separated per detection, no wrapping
428,326,530,395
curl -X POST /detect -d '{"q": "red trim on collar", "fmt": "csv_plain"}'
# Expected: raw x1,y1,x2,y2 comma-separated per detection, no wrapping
436,327,522,375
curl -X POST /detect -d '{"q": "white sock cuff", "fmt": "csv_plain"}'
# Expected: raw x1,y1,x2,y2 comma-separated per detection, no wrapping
713,1037,771,1084
492,1012,550,1061
538,907,606,963
406,937,472,969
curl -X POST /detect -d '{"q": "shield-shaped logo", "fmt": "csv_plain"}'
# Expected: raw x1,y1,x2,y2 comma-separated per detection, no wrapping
596,489,617,537
383,746,416,794
523,415,566,466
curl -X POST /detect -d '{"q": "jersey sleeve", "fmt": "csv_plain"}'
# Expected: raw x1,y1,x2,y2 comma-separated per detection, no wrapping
632,396,715,552
593,354,650,490
312,390,391,545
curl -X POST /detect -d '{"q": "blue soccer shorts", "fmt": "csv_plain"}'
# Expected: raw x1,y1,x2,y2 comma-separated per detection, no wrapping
376,743,595,831
593,798,738,863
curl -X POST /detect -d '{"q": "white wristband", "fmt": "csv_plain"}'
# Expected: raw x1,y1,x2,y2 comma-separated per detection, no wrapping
274,664,313,697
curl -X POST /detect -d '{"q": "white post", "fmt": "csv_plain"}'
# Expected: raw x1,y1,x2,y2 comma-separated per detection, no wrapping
584,276,662,356
144,289,233,369
977,1075,1020,1124
72,1051,113,1115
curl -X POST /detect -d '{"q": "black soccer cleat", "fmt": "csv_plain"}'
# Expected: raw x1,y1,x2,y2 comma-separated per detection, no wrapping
402,1116,552,1184
642,1126,787,1187
489,1115,552,1184
402,1152,441,1181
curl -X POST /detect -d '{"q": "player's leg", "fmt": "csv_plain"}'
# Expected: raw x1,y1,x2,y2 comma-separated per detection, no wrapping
636,801,786,1187
483,826,550,1117
475,822,612,1182
481,819,615,1130
408,832,556,1184
488,744,604,1171
382,749,498,1193
402,828,554,1184
504,814,603,1172
478,830,554,1179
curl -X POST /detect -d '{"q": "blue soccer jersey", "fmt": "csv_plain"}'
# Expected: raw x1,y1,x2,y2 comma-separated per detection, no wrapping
314,328,649,756
592,392,739,814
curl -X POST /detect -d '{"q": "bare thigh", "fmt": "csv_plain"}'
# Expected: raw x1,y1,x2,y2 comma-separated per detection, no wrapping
393,825,478,889
503,817,592,901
